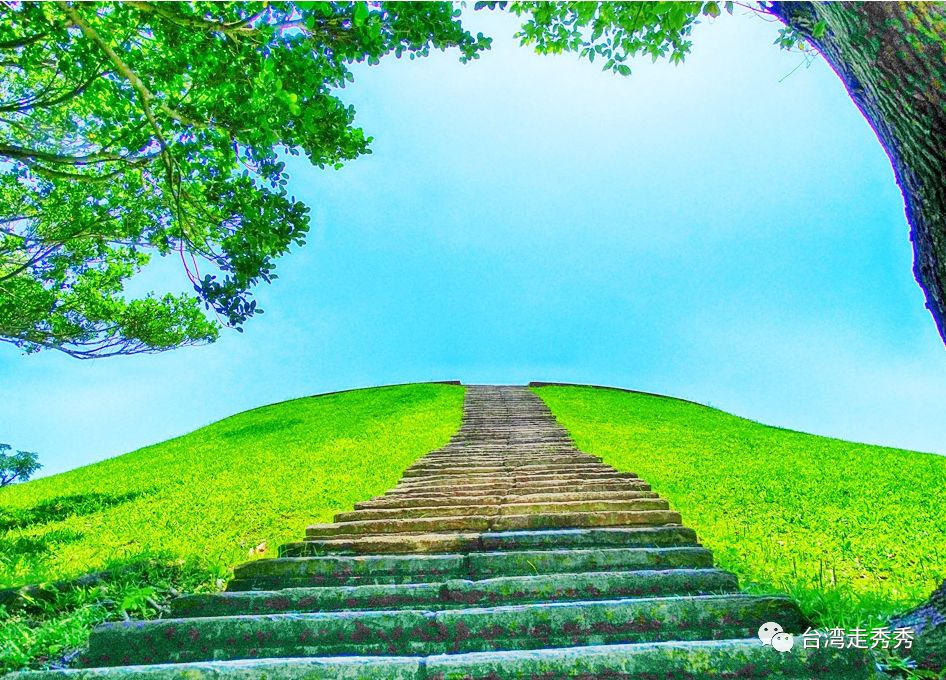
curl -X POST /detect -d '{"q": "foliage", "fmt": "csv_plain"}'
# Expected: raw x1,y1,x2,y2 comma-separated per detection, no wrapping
0,2,489,358
479,1,734,74
0,444,40,487
534,385,946,631
1,0,832,361
0,382,464,671
0,556,208,673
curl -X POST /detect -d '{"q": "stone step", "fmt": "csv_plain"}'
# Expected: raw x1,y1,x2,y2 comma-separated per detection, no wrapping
424,639,877,679
280,526,700,557
384,479,652,495
404,458,607,468
172,568,740,617
227,546,713,590
395,472,638,487
14,639,876,679
305,510,682,538
354,491,660,509
406,457,599,468
335,499,670,521
437,451,577,456
401,463,613,477
81,595,807,666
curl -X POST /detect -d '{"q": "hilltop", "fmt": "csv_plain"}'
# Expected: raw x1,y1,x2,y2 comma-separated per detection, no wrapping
2,382,944,672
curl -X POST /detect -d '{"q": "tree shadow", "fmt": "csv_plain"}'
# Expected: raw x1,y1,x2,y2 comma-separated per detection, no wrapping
0,490,151,531
218,417,303,440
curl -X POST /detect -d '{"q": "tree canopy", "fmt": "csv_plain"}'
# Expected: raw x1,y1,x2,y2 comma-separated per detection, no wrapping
0,443,41,486
0,2,488,358
3,1,945,361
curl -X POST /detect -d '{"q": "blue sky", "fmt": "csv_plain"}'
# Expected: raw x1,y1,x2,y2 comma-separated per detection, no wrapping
3,7,946,477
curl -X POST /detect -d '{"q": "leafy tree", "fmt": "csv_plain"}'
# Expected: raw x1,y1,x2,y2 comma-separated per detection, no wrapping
5,2,945,366
0,443,41,486
0,2,488,358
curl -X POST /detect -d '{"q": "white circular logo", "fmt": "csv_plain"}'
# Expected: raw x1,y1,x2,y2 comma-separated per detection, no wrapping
772,631,795,652
758,621,783,645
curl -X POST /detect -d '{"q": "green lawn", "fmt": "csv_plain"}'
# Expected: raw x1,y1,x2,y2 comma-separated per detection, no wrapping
534,385,946,630
0,382,464,671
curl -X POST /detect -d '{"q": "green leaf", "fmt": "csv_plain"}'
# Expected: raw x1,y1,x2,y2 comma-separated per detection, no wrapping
352,2,369,27
812,19,827,39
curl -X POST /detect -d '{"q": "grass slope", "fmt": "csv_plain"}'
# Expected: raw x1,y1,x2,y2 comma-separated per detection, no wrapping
0,383,464,671
534,385,946,630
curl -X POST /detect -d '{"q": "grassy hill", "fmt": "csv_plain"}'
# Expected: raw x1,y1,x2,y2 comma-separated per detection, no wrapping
533,385,946,632
2,381,944,672
0,383,464,671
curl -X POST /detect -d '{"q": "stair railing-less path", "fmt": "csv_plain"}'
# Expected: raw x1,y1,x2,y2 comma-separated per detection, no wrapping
15,385,877,679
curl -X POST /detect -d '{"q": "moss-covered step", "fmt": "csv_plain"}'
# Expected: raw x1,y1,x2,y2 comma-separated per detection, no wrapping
400,464,615,477
401,462,611,474
80,595,807,666
172,569,740,617
394,472,639,487
228,546,713,590
9,656,424,679
8,640,879,679
280,526,700,557
305,510,682,538
334,499,670,521
354,491,660,510
424,638,879,679
383,480,652,495
405,458,599,468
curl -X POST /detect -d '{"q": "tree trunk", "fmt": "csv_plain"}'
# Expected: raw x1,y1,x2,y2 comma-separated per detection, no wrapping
889,583,946,670
768,1,946,670
770,1,946,340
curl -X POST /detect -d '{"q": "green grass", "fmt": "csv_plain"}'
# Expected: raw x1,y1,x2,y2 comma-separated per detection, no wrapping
534,385,946,631
0,382,464,671
5,380,944,672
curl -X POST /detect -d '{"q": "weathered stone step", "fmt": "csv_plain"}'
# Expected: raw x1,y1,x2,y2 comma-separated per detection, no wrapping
306,510,682,538
172,568,740,617
395,472,638,487
335,499,670,522
401,463,613,477
82,595,806,666
280,526,700,557
433,639,877,679
399,467,618,480
385,479,651,495
227,546,713,590
14,639,877,679
354,490,660,509
406,456,598,467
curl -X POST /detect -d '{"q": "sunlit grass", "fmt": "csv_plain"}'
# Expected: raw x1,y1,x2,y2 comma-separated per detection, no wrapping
534,384,946,630
0,383,464,671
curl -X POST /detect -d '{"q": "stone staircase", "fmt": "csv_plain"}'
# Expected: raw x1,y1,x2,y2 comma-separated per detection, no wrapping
18,385,877,678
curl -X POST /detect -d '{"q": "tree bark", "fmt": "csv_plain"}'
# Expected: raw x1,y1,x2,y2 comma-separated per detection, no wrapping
770,2,946,341
768,1,946,670
889,583,946,670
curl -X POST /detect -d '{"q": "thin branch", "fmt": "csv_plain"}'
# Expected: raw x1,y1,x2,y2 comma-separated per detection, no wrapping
124,2,268,35
0,143,154,166
0,31,48,50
